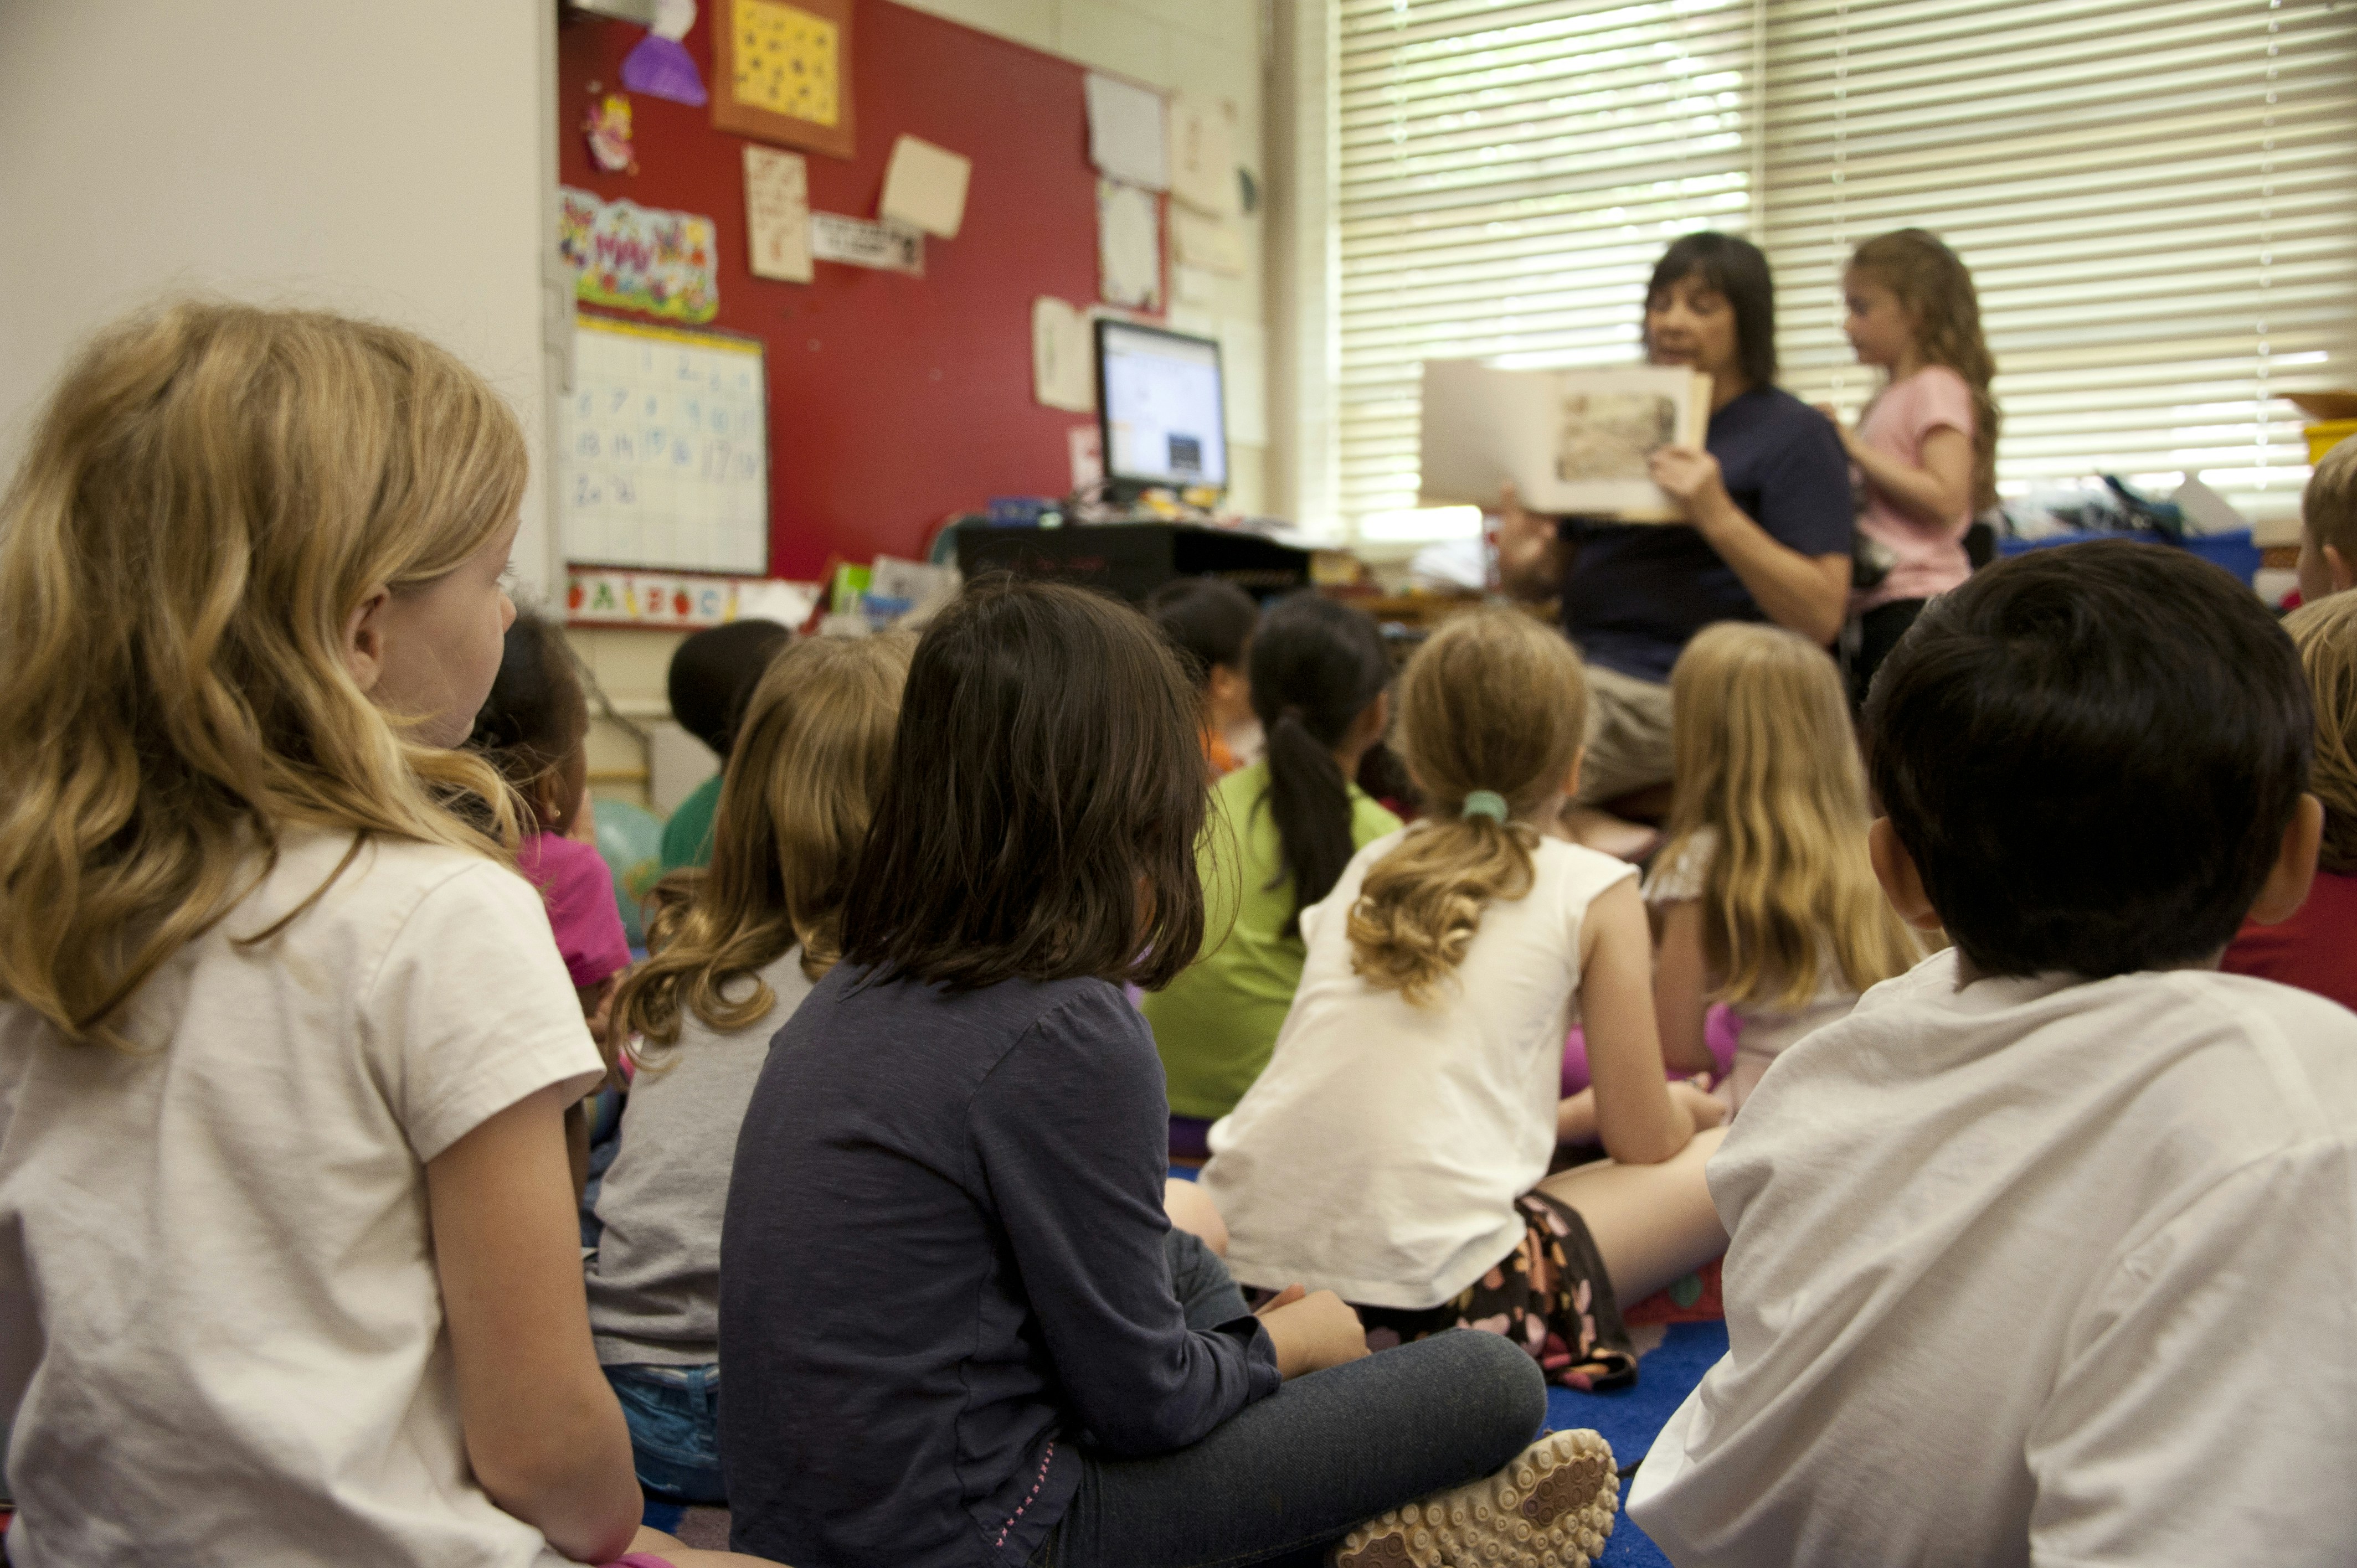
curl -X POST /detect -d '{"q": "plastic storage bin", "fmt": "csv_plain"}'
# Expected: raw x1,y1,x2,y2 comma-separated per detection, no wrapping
1996,527,2261,587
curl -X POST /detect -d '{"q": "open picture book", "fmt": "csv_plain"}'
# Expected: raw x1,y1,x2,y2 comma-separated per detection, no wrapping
1418,360,1713,522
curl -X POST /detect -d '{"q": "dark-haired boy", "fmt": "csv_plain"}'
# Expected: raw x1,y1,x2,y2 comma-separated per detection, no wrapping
1629,540,2357,1565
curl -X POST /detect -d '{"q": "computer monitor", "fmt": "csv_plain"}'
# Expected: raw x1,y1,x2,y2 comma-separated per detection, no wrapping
1097,319,1227,495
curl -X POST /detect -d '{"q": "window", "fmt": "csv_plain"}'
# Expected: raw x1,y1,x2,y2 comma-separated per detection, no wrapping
1331,0,2357,540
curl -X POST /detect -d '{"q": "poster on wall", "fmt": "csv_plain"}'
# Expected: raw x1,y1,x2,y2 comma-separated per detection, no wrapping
558,317,770,574
559,187,720,323
711,0,857,161
743,145,814,282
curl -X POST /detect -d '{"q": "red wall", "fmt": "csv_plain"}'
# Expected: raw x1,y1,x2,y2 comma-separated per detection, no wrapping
558,3,1142,580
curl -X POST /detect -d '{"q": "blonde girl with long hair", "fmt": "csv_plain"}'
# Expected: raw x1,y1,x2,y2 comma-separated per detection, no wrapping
1821,226,2001,705
586,630,909,1503
1648,622,1924,1110
0,302,768,1568
1203,610,1728,1391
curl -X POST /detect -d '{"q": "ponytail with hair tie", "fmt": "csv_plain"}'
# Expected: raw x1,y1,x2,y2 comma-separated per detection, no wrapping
1247,594,1393,937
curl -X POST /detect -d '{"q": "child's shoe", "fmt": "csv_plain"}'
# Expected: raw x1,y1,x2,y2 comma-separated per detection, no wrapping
1331,1428,1617,1568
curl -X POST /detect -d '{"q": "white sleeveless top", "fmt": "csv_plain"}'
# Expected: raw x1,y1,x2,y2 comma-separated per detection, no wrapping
1203,828,1635,1310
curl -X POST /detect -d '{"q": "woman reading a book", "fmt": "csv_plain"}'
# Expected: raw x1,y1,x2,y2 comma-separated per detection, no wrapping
1495,232,1852,853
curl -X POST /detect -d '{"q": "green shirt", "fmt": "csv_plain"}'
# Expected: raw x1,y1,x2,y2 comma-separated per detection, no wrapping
1143,761,1402,1121
659,772,723,873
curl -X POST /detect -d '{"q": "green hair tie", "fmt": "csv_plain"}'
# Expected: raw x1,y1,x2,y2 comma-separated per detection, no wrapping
1460,791,1509,822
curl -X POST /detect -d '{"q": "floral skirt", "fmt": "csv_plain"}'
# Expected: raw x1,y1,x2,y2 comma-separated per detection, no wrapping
1357,1192,1636,1391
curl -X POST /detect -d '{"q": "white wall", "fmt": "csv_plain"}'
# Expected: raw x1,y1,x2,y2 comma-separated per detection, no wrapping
0,0,564,594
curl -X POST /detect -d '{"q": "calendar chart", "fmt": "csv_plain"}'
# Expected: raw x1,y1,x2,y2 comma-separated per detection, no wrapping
559,318,770,575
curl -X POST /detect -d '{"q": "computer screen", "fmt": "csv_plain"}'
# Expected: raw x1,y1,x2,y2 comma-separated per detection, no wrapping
1097,321,1227,492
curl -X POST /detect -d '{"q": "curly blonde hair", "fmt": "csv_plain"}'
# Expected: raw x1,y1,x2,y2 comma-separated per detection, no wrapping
1346,610,1586,1004
2283,593,2357,875
0,301,527,1048
1658,623,1921,1008
1850,228,2001,513
615,632,912,1069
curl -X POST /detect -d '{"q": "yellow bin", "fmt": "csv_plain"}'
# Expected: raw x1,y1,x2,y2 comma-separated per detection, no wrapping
2307,420,2357,465
2290,394,2357,464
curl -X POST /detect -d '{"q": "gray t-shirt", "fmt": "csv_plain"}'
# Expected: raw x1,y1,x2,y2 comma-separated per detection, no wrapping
587,947,814,1366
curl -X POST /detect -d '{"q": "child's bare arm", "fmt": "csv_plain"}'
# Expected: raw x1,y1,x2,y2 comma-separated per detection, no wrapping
427,1085,640,1564
1556,1089,1597,1145
1651,900,1720,1076
1825,409,1974,527
1579,878,1697,1166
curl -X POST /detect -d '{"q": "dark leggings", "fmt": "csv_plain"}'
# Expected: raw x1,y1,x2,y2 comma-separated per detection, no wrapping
1031,1231,1550,1568
1847,597,1927,712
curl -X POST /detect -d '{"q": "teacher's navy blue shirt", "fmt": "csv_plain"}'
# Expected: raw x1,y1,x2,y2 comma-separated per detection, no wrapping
1560,384,1852,682
719,964,1280,1568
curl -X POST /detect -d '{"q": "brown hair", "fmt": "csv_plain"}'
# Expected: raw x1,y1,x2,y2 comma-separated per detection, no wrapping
0,300,525,1048
1661,623,1921,1007
2283,592,2357,874
2302,435,2357,568
837,579,1208,992
1849,228,2001,513
467,606,589,805
616,632,912,1067
1346,610,1587,1004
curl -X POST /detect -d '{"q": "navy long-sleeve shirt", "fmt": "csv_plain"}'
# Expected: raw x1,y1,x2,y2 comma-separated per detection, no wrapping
719,965,1282,1568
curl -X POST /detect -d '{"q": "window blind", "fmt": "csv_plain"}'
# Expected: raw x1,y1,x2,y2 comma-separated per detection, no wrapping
1332,0,2357,539
1763,0,2357,523
1335,0,1762,537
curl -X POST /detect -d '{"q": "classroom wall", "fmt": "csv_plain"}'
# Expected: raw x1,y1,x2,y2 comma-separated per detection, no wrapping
0,1,564,595
572,0,1270,810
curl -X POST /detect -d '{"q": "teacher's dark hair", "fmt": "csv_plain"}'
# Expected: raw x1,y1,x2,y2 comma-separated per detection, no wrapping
837,577,1208,992
1250,592,1393,936
1647,231,1777,388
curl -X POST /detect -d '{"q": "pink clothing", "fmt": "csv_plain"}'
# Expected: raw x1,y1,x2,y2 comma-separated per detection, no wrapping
516,831,634,990
1851,364,1977,612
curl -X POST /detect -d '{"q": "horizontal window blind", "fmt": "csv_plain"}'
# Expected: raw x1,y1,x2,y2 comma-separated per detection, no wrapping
1333,0,2357,538
1335,0,1761,535
1764,0,2357,523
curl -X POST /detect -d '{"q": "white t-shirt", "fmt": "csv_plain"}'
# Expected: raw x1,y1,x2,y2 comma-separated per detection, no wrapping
1203,828,1636,1309
0,832,605,1568
588,946,814,1365
1642,828,1860,1107
1628,950,2357,1566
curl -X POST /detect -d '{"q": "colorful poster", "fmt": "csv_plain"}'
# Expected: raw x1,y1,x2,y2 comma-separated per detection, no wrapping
733,0,841,126
559,186,720,323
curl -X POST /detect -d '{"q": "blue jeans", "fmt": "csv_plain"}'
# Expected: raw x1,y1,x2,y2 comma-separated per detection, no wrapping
1032,1232,1550,1568
605,1361,726,1503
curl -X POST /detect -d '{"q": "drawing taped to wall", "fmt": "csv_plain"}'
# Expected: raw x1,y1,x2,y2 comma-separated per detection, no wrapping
559,187,719,323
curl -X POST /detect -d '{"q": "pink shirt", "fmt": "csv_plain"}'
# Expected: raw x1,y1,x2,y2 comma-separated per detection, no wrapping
515,831,634,991
1852,364,1977,612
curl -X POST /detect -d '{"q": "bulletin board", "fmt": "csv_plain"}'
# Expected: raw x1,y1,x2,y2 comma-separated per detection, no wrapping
559,317,770,574
559,0,1152,581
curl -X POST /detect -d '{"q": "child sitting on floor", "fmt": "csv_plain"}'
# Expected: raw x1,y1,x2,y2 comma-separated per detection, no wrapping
1143,591,1400,1156
588,630,911,1504
1203,608,1728,1388
1146,575,1260,775
1629,541,2357,1565
719,580,1622,1568
2222,591,2357,1009
1645,622,1922,1111
0,302,766,1567
658,618,794,872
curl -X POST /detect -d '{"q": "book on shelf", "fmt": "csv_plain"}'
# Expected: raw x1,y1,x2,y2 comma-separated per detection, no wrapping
1418,361,1713,522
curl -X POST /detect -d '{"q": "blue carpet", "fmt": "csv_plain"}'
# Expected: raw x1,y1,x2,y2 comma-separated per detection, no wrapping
640,1497,686,1532
1548,1319,1727,1567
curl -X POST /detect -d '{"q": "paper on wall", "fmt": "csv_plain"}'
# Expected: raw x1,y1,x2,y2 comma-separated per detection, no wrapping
1169,95,1238,218
1172,264,1218,306
810,211,924,275
743,146,814,283
1096,179,1161,311
1032,297,1094,412
1172,208,1244,277
880,134,971,240
1084,74,1168,192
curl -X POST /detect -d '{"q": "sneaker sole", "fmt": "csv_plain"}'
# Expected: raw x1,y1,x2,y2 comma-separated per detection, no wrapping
1331,1429,1617,1568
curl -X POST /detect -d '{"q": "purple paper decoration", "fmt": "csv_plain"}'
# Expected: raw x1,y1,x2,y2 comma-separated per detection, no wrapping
622,34,708,107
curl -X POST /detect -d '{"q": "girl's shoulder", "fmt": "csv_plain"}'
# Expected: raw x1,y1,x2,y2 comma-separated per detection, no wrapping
1893,364,1976,426
1641,827,1719,905
1530,833,1640,906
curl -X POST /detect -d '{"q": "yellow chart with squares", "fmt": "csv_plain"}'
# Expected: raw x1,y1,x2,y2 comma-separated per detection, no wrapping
559,318,769,575
733,0,840,128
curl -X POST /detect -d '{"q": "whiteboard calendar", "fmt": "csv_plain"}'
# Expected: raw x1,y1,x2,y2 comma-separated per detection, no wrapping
559,318,770,575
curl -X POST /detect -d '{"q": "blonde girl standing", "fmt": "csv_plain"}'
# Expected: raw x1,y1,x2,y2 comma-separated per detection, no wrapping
1647,622,1924,1111
1824,227,2001,704
1204,610,1727,1390
0,303,765,1568
589,631,910,1503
